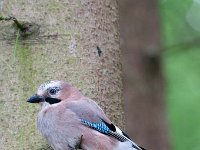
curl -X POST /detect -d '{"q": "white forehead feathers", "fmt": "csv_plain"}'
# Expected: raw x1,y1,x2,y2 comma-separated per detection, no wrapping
37,81,61,95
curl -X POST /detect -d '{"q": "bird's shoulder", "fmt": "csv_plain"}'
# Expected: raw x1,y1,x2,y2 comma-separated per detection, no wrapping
63,98,111,123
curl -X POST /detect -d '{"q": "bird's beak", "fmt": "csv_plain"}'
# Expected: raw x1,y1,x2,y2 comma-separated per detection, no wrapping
27,94,45,103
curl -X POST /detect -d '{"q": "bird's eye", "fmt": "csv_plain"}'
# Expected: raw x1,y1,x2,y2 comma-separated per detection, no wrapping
48,88,58,95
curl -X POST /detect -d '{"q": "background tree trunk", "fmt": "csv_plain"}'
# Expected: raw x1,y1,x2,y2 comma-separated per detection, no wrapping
0,1,123,149
119,0,170,150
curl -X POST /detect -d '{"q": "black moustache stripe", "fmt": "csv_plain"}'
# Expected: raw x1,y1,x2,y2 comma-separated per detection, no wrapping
45,97,61,104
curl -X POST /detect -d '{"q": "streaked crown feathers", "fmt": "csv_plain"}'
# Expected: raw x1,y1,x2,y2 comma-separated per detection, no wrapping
37,81,61,95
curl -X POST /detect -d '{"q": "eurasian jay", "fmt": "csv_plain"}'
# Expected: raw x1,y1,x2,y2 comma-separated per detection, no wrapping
27,81,145,150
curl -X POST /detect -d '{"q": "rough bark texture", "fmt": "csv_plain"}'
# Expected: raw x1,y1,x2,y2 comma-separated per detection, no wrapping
0,1,123,149
119,0,170,150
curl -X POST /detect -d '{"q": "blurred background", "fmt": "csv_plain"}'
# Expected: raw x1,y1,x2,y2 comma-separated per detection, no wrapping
119,0,200,150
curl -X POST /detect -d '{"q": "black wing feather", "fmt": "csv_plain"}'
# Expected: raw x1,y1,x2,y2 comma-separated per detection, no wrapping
102,120,116,132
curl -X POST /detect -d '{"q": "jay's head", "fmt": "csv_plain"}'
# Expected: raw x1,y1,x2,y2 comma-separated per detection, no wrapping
27,81,81,105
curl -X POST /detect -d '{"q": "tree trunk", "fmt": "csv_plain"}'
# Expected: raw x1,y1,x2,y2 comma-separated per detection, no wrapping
119,0,170,150
0,1,123,149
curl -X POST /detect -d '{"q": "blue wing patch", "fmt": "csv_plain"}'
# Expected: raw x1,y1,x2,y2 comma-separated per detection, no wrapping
81,119,144,150
81,119,129,143
81,119,110,134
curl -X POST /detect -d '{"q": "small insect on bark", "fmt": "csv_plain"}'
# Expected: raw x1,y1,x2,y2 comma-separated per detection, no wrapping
96,46,102,57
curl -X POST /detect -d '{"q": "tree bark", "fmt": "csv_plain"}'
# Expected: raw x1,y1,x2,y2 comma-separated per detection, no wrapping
0,1,123,149
119,0,170,150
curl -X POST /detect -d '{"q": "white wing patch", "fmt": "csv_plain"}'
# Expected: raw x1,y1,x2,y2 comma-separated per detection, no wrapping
114,125,143,150
115,126,123,135
115,141,138,150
